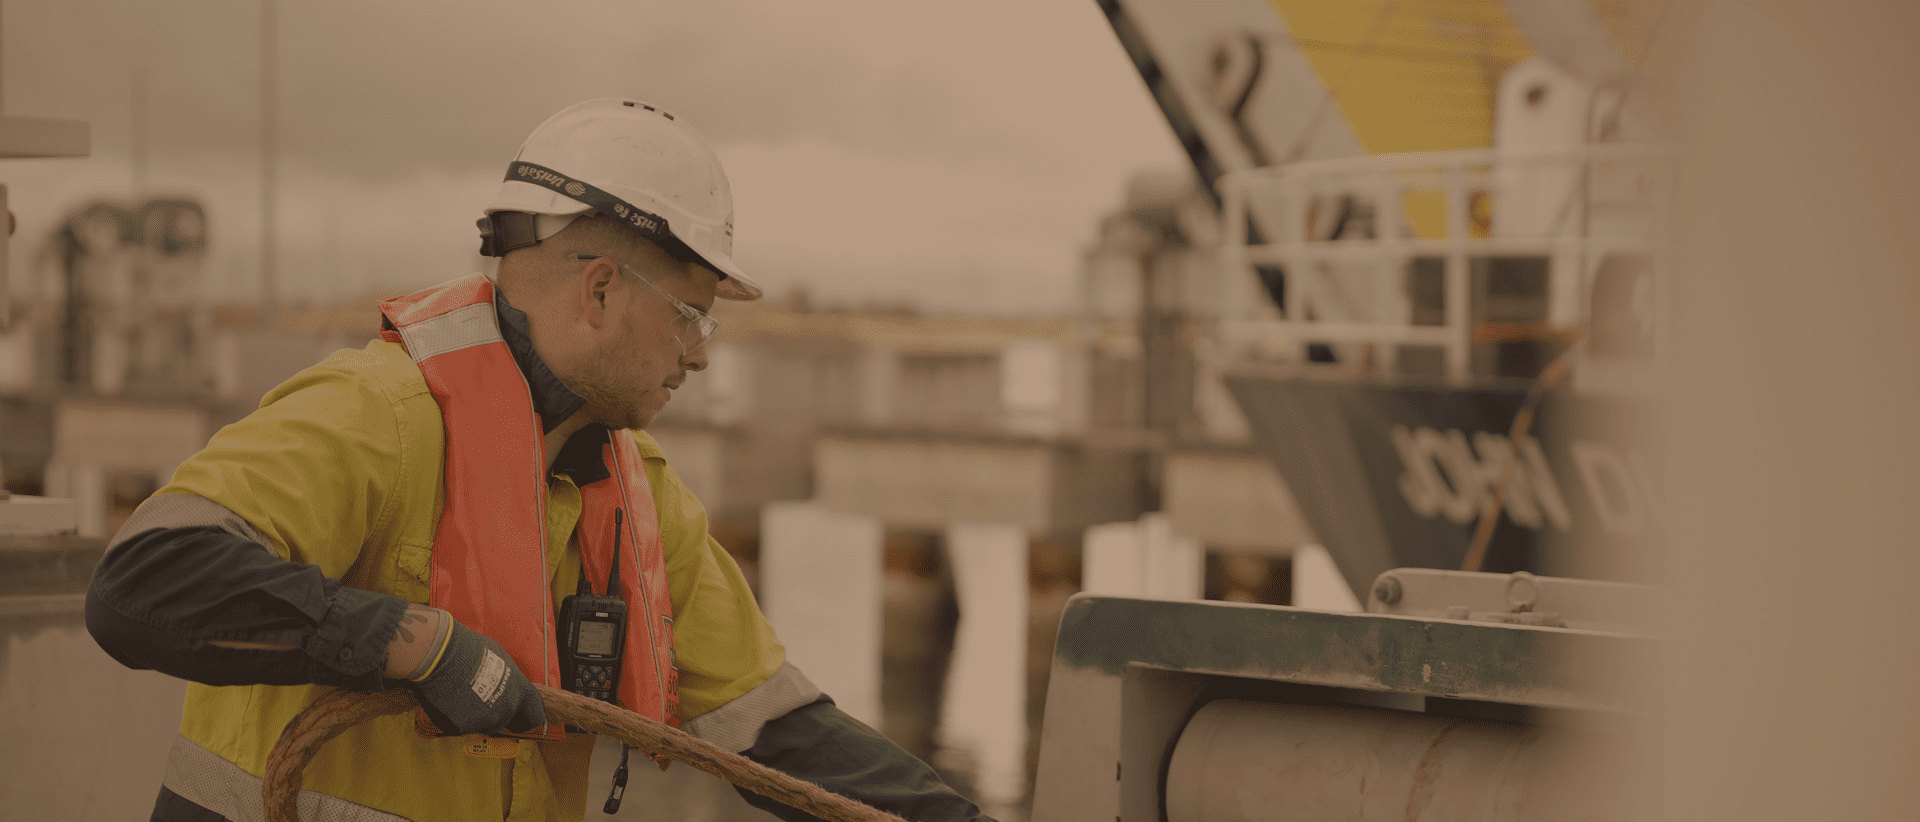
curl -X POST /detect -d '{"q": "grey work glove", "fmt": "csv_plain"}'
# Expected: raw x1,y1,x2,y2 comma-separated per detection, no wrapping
406,619,546,735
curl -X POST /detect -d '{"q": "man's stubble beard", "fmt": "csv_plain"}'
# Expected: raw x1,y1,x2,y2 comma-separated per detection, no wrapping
574,335,665,432
574,370,656,432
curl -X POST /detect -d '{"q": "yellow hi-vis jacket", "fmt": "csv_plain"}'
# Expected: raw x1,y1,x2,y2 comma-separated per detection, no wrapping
141,339,815,822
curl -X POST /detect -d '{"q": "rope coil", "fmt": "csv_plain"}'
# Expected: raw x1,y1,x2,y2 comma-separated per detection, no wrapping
263,684,909,822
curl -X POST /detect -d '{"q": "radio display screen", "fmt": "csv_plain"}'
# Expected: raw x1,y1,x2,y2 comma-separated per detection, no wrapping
576,620,617,657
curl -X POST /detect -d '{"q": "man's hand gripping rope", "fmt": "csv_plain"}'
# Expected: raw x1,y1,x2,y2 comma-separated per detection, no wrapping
263,684,911,822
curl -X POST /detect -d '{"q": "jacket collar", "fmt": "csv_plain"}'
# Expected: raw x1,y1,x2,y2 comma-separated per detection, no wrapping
494,289,614,485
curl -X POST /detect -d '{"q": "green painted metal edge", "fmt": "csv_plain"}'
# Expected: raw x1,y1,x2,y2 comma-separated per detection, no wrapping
1053,594,1651,713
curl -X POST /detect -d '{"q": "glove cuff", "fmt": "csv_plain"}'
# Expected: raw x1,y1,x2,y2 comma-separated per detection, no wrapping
406,607,454,682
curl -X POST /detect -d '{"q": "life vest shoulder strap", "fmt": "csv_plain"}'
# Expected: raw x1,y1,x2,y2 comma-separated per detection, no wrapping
378,276,504,364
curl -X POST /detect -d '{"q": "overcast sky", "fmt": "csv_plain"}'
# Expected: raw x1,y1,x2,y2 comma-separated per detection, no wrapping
4,0,1184,315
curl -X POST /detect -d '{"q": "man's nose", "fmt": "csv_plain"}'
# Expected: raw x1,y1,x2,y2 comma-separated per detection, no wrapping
681,342,709,371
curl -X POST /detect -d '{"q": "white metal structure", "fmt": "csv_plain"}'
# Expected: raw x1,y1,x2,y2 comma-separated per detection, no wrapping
1217,144,1669,380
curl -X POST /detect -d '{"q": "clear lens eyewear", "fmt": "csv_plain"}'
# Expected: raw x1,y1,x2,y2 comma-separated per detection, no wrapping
568,253,719,354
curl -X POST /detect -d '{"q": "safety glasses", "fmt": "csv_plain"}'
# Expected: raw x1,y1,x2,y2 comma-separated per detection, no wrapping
568,252,719,354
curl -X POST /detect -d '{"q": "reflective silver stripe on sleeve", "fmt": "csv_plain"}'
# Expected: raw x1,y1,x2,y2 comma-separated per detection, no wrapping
162,733,408,822
108,493,274,555
395,301,501,363
680,661,824,753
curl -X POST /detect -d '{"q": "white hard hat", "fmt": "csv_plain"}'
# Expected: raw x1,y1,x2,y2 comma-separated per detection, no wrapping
480,98,762,301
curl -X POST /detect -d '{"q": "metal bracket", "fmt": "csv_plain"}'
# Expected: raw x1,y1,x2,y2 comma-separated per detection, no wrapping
1368,567,1657,634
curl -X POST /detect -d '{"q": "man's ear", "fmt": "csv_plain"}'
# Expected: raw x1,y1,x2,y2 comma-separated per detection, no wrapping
578,258,619,329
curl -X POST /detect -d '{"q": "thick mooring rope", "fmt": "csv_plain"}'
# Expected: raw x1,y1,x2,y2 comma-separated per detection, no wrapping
1459,326,1586,574
263,684,909,822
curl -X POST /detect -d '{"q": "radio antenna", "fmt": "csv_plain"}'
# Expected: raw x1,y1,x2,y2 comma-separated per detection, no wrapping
608,508,624,598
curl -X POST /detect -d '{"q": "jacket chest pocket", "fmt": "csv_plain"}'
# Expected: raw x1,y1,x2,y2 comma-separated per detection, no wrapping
392,540,433,602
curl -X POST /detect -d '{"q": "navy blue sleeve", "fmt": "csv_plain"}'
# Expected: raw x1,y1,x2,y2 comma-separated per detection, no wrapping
738,696,997,822
85,525,408,690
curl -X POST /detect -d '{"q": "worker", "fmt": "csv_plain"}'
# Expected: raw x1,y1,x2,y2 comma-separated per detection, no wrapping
85,98,995,822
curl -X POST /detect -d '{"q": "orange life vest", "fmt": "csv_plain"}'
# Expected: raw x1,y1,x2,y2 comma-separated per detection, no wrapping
378,275,679,741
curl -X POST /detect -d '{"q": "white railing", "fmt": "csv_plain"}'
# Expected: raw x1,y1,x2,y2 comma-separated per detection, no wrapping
1218,144,1670,379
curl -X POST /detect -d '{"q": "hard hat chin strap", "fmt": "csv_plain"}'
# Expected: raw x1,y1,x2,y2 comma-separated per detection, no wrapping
477,162,719,276
480,160,681,258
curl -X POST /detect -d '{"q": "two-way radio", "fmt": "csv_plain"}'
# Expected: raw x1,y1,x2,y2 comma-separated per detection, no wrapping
559,508,629,704
559,508,638,813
